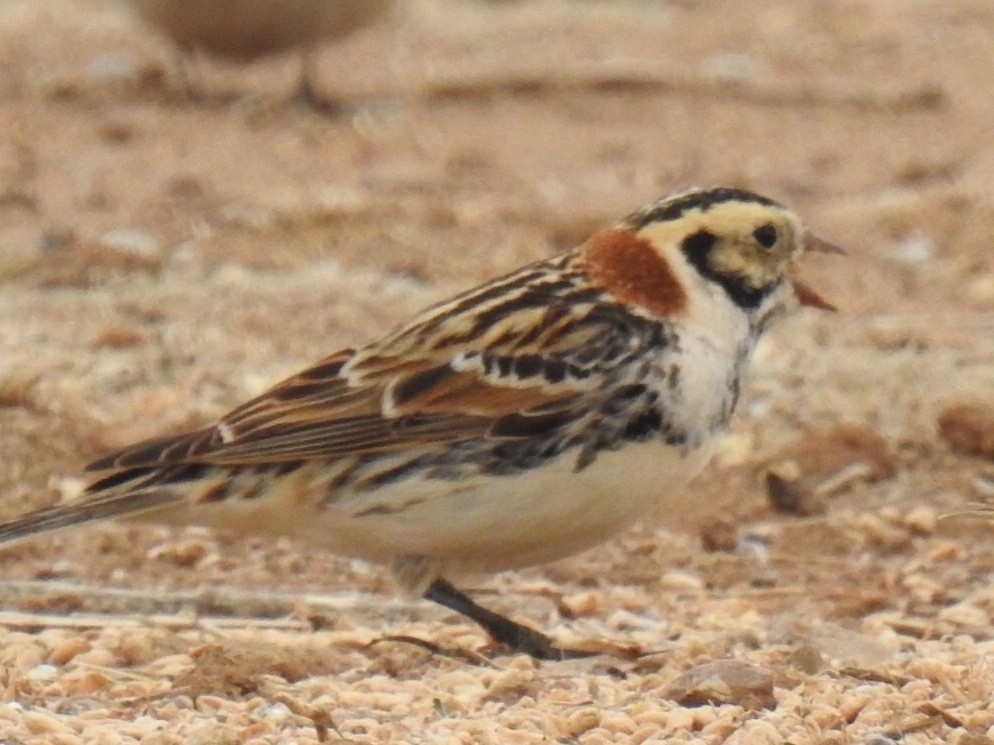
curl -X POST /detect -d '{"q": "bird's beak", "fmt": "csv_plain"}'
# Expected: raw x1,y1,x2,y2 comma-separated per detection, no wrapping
790,233,845,311
789,270,836,311
803,233,847,257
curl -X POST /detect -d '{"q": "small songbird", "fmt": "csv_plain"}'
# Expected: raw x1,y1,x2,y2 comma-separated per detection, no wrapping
0,187,841,659
124,0,396,107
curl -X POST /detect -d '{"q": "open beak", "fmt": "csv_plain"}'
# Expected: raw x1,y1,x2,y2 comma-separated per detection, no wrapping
790,233,846,311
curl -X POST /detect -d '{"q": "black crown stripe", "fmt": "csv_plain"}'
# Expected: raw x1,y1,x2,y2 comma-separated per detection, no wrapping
626,187,781,230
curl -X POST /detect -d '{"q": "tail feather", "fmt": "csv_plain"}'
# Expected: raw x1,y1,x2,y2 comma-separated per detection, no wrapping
0,489,181,547
0,461,234,549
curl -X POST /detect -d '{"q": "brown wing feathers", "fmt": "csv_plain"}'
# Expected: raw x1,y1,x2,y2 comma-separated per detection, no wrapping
83,347,582,475
0,263,607,552
0,487,182,546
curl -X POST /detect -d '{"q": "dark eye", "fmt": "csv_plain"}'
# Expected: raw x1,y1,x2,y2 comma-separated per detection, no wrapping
752,223,778,249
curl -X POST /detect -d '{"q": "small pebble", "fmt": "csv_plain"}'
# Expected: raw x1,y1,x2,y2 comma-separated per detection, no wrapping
664,659,776,710
100,228,160,257
26,664,59,682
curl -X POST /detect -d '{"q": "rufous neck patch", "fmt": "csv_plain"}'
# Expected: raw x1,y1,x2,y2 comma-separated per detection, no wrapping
581,229,688,317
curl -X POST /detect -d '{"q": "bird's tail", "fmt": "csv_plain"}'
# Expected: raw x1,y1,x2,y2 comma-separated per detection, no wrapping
0,483,183,547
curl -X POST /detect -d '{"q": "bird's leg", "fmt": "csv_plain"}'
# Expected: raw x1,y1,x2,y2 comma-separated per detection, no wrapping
172,45,206,102
293,47,343,115
423,578,595,661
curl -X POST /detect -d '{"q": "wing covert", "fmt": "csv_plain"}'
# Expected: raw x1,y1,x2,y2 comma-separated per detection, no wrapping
85,268,657,474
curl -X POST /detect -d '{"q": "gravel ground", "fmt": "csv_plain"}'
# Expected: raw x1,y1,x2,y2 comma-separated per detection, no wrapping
2,0,994,742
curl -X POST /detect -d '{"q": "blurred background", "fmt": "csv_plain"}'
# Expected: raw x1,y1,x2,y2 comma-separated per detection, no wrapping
2,0,994,740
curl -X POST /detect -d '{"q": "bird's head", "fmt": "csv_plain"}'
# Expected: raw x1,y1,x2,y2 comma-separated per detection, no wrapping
580,186,841,324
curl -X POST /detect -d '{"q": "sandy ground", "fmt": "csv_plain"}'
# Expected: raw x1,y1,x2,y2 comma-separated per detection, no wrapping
3,0,994,742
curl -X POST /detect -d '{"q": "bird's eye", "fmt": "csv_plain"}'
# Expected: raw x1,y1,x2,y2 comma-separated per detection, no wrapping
752,224,778,249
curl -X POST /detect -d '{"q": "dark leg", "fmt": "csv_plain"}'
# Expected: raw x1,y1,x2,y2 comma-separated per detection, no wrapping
293,48,344,115
424,578,595,661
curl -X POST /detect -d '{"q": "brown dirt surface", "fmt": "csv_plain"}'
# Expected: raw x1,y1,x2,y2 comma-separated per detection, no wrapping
3,0,994,742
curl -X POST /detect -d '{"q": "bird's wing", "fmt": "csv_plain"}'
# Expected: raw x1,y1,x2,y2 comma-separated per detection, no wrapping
85,263,632,473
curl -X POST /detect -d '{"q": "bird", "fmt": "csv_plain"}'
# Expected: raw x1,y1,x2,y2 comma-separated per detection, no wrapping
0,186,841,659
123,0,396,109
